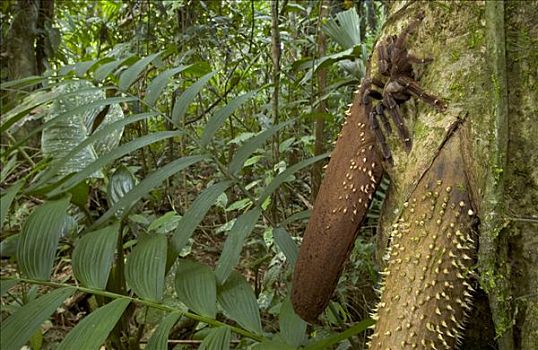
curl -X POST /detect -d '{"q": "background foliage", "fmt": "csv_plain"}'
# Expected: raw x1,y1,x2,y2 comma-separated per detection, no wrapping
1,1,385,349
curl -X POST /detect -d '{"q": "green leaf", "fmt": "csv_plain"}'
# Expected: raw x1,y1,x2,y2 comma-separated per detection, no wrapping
92,155,205,227
199,327,231,350
171,181,233,253
303,318,375,350
0,75,45,90
74,59,99,77
322,8,362,49
1,234,19,258
0,287,74,350
94,55,136,82
215,208,261,283
145,65,192,106
272,228,298,267
0,279,17,297
279,297,306,347
125,234,167,301
57,298,130,350
259,153,329,203
145,312,182,350
72,223,120,289
200,91,257,146
17,197,70,280
172,70,218,125
119,53,161,91
107,165,136,216
1,181,24,228
251,341,295,350
228,120,292,174
47,131,183,196
217,271,262,334
0,90,59,133
29,112,157,192
175,259,217,318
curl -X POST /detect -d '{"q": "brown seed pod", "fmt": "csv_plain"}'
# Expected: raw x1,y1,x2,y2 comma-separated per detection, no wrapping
369,126,477,349
291,85,384,323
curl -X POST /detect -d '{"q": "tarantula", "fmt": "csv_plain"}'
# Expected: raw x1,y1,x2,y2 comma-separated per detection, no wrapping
362,11,447,160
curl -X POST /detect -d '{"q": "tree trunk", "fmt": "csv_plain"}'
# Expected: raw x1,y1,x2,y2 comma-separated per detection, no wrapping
371,1,537,349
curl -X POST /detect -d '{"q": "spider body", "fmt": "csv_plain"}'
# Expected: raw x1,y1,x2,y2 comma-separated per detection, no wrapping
365,11,447,160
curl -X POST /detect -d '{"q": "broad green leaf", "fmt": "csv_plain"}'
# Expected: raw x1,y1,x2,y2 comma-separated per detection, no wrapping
172,70,218,125
1,234,19,257
17,197,70,280
29,112,157,191
8,96,136,154
0,287,74,350
171,181,233,253
125,234,167,301
92,155,205,227
215,208,261,283
279,297,306,347
0,75,45,90
175,259,217,318
259,153,329,203
94,55,136,82
217,271,262,334
74,59,99,77
57,298,130,350
303,318,375,350
0,90,59,133
200,91,257,146
145,312,182,350
252,341,295,350
1,181,24,228
119,53,161,91
322,8,361,49
228,120,292,174
272,228,298,267
281,210,310,226
0,156,17,183
199,327,231,350
47,131,183,196
145,65,191,106
0,279,17,297
107,165,136,216
72,224,120,289
148,211,181,234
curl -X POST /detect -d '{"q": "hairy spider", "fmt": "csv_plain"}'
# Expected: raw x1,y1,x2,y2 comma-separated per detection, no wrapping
363,11,447,160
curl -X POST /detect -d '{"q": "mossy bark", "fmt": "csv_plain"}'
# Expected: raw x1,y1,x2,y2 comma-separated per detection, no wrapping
373,1,537,349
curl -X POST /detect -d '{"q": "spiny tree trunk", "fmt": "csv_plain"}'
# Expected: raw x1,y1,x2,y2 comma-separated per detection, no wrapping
371,1,537,349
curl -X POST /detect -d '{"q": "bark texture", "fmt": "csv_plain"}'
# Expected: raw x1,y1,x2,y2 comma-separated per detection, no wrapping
372,1,537,349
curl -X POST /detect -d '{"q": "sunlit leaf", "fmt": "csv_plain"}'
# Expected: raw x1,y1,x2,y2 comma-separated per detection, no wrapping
94,55,136,82
272,228,298,267
29,112,157,191
199,327,231,350
92,155,205,227
322,8,362,49
215,208,261,283
107,165,136,216
145,312,182,350
171,181,233,253
47,131,183,196
217,271,262,334
200,91,257,146
119,53,161,91
57,298,130,350
125,234,167,301
1,181,24,228
172,70,218,125
145,65,192,106
175,259,217,318
279,297,307,347
72,223,120,289
228,120,292,174
0,287,74,350
17,196,70,280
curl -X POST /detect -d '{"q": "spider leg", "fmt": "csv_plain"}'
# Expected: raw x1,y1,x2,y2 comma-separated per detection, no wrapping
396,75,447,111
383,93,412,152
369,103,392,160
375,102,392,135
